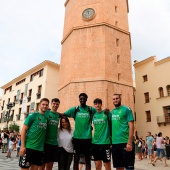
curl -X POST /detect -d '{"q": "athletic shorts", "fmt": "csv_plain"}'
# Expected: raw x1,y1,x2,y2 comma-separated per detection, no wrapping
91,144,111,162
72,138,92,156
43,143,58,163
19,148,43,168
8,149,12,153
112,143,135,169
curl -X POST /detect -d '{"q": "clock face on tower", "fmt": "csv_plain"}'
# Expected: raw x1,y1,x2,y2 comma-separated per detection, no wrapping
82,8,95,21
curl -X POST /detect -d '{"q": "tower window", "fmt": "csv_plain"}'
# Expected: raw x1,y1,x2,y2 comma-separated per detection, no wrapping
117,55,120,63
116,39,119,47
146,111,151,122
144,92,149,103
115,6,118,13
143,75,148,82
118,73,121,81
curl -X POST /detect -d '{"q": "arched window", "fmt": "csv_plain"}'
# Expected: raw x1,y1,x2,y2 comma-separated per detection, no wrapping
167,85,170,96
158,87,164,97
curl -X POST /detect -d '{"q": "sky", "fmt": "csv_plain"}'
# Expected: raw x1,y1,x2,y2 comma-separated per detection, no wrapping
0,0,170,93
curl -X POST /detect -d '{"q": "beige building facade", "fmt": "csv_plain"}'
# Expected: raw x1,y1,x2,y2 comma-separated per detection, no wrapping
58,0,134,111
0,60,59,130
134,56,170,137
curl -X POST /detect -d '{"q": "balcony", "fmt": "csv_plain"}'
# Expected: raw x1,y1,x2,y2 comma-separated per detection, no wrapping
157,115,170,126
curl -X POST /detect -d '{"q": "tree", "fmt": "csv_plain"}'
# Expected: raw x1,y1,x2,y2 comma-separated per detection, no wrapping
9,122,20,132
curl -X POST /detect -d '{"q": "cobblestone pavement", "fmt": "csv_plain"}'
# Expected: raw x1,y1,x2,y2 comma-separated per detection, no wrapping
0,149,169,169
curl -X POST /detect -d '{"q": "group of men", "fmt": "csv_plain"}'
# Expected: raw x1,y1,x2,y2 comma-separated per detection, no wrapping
19,93,135,170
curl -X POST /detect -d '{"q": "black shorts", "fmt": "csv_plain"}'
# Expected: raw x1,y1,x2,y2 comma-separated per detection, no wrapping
43,143,58,163
19,148,43,168
112,143,135,169
91,144,111,162
72,138,92,156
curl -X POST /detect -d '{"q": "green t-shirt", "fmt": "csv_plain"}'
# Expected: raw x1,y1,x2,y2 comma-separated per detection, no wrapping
24,112,47,151
44,110,60,145
92,111,111,144
64,106,96,139
111,105,134,144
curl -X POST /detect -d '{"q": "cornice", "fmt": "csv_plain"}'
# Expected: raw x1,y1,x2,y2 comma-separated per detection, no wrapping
64,0,70,7
155,56,170,66
61,22,130,45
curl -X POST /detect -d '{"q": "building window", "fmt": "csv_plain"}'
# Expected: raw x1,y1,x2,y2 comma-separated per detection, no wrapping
11,110,14,121
16,108,21,121
146,111,151,122
14,96,16,102
16,78,26,86
8,98,10,104
116,38,119,47
28,89,32,102
37,85,42,99
4,86,12,94
115,21,118,27
117,55,120,63
158,87,164,97
143,75,148,82
167,85,170,96
30,69,44,82
36,103,40,111
20,92,24,104
39,69,44,77
115,6,117,13
144,92,149,103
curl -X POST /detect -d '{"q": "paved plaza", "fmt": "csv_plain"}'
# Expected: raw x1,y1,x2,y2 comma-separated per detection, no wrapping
0,149,169,169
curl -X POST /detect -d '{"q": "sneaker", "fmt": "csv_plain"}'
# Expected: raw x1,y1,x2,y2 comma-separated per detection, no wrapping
152,162,155,166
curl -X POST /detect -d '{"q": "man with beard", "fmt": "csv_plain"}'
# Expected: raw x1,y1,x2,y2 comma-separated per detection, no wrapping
110,94,135,170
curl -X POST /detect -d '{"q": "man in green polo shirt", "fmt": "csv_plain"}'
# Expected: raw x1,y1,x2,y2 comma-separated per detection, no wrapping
111,94,135,170
39,98,60,170
91,98,111,170
19,98,49,170
64,93,96,170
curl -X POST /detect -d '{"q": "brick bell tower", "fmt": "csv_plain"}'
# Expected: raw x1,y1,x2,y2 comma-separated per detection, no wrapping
58,0,134,112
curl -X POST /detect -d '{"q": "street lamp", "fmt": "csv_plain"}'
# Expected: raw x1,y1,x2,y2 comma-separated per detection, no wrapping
5,102,14,130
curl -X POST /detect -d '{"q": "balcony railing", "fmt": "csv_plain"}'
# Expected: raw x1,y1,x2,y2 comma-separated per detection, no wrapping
157,115,170,126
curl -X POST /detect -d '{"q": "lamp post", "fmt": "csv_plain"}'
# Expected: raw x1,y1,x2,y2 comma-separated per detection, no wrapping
5,102,14,130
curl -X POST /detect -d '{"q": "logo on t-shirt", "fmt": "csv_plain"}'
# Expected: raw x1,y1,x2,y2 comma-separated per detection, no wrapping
112,115,120,120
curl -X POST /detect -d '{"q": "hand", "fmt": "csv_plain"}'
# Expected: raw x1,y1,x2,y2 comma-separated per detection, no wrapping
104,108,110,115
126,143,132,152
20,146,26,157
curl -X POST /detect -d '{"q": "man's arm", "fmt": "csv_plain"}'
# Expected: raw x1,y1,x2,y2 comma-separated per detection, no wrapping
20,124,29,157
126,121,134,151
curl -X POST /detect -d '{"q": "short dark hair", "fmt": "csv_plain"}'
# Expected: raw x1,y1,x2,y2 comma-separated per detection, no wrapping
158,132,162,137
79,93,88,99
93,98,102,104
51,98,60,103
40,98,49,104
11,137,15,141
113,94,121,98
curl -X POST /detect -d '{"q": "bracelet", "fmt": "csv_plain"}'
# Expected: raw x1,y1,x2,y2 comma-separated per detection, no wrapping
127,143,132,146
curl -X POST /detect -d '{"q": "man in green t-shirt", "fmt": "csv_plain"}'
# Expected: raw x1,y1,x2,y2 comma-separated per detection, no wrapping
39,98,60,170
19,98,49,170
64,93,96,170
111,94,135,170
91,98,111,170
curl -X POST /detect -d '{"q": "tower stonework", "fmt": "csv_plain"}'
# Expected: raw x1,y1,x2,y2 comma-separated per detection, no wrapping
58,0,134,111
